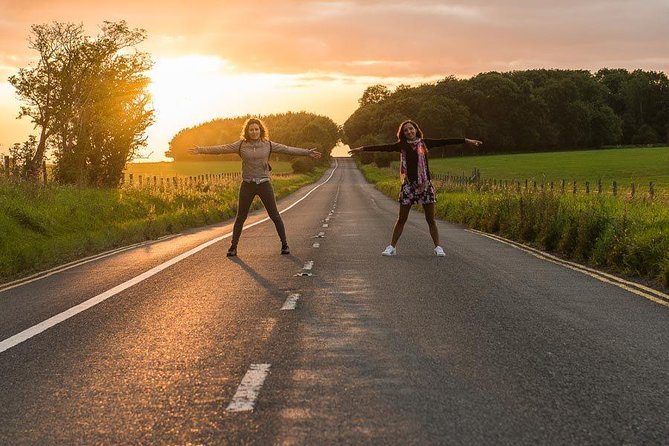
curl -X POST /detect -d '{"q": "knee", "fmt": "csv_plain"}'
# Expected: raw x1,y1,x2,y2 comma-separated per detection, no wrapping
425,214,436,225
235,208,249,221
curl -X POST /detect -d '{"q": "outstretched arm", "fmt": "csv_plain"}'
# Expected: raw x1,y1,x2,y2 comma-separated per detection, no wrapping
271,142,322,159
348,143,399,154
423,138,482,150
187,141,241,155
465,138,483,148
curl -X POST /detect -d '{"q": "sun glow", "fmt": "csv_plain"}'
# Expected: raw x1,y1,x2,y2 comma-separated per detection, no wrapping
146,55,322,159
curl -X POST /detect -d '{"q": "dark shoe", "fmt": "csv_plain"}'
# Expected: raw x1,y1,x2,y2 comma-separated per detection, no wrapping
281,244,290,255
227,246,237,257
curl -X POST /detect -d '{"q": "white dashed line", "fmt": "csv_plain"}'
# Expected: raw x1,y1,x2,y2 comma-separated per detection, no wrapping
313,242,320,248
226,364,271,412
303,261,314,271
322,224,329,228
281,293,300,310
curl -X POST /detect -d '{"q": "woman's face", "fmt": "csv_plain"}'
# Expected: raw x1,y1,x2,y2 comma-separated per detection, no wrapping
247,123,261,140
402,123,417,140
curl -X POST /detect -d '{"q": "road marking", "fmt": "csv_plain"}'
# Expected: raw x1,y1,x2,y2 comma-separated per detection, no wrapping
0,165,340,355
303,261,314,271
226,364,271,412
0,235,179,294
467,229,669,308
322,223,329,228
281,293,300,310
313,242,320,248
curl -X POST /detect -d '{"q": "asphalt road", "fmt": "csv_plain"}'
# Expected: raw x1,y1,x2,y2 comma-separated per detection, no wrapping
1,158,667,445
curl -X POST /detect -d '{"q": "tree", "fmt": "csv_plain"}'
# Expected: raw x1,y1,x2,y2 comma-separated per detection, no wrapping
8,22,85,180
358,84,391,107
9,21,154,186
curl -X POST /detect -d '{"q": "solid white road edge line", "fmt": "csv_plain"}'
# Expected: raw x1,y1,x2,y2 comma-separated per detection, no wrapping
466,228,669,308
281,293,300,310
0,235,179,294
226,364,272,412
0,163,339,354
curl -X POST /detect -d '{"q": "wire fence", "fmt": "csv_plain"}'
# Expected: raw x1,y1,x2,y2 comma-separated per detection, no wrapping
432,169,665,201
1,155,293,190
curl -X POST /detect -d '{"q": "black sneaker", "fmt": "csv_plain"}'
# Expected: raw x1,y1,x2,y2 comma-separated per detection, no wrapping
281,244,290,255
227,246,237,257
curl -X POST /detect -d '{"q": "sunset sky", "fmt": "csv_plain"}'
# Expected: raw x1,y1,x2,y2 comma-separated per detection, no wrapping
1,0,667,161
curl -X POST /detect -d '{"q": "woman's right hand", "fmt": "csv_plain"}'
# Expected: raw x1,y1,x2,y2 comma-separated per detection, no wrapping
187,147,199,155
348,147,362,155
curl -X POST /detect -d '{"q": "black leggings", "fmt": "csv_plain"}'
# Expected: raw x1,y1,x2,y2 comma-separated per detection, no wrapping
231,181,286,247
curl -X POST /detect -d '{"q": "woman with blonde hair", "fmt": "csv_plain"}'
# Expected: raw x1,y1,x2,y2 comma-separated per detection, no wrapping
349,119,481,256
189,117,321,256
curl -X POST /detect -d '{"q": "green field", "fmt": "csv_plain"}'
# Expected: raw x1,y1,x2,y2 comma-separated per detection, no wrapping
429,146,669,188
124,160,294,177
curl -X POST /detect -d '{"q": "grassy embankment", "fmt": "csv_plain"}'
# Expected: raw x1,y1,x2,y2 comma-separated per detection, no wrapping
0,165,323,282
359,147,669,288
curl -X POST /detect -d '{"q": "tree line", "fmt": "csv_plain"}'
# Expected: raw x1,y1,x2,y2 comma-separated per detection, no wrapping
343,69,669,159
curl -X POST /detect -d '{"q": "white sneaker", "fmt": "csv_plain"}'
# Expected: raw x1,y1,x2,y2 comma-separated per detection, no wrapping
434,246,446,257
382,245,397,256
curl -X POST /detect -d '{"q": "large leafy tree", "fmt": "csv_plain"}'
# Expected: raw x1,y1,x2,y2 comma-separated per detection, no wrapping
9,21,154,186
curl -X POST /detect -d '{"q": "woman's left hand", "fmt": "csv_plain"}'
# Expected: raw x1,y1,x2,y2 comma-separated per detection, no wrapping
465,138,483,148
309,149,322,159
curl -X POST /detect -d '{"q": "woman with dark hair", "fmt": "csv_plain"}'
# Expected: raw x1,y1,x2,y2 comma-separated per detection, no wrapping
188,117,322,256
349,119,481,257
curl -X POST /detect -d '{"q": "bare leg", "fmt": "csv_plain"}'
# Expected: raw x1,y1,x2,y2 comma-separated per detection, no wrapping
423,203,439,247
391,204,412,246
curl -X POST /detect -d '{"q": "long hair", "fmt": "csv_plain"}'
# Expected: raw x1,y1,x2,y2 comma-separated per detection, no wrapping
396,120,424,143
241,117,269,141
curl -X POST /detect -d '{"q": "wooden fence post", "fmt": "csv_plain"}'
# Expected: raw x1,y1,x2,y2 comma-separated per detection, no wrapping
598,179,602,194
572,181,577,194
3,156,9,178
129,173,134,187
585,181,590,194
561,179,565,194
630,182,635,198
649,182,654,199
612,181,617,196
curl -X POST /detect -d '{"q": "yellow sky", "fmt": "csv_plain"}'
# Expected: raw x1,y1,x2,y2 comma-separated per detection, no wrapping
1,0,668,161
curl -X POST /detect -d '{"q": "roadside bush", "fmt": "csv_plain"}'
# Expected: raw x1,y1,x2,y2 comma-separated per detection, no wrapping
291,157,315,174
374,152,396,168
